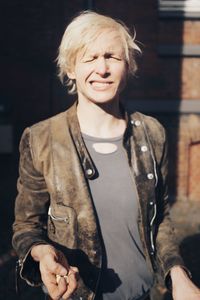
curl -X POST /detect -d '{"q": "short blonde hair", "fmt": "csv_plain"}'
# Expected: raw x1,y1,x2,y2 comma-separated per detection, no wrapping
57,11,141,94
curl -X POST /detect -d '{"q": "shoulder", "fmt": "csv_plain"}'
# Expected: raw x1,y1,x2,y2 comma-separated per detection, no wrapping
131,111,166,144
30,110,67,135
20,110,69,149
19,110,68,161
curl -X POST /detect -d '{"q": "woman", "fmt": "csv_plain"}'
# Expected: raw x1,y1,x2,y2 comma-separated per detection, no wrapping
13,11,200,300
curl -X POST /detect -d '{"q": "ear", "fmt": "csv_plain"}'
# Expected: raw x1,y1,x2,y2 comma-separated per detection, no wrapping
67,71,76,80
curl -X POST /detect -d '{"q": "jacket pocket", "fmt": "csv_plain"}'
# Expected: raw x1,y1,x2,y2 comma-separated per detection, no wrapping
47,205,78,248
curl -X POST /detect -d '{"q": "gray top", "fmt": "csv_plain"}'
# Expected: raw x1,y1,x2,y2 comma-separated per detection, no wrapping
82,133,153,300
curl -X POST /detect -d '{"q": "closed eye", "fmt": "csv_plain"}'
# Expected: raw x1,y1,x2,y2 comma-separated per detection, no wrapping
83,54,122,63
83,56,97,63
105,53,122,61
111,56,122,61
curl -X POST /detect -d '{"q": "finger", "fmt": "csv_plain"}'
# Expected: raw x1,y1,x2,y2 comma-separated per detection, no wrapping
41,270,67,297
70,266,79,273
57,277,69,298
40,271,68,300
62,271,78,300
41,267,56,284
53,262,69,277
69,266,80,282
55,267,79,284
41,258,68,277
47,277,68,300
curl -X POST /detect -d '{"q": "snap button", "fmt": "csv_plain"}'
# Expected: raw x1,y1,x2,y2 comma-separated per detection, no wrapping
147,173,154,180
135,120,141,127
150,201,154,205
86,169,93,176
141,145,148,152
130,119,134,125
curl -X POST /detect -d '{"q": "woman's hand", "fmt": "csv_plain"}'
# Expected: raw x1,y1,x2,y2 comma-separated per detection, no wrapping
171,266,200,300
31,244,79,300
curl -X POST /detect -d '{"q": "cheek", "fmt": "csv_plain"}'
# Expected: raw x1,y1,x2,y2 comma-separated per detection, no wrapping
75,65,93,83
115,61,128,76
118,66,128,83
117,67,128,91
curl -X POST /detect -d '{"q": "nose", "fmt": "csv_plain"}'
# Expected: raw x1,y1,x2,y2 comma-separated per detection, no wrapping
95,57,109,76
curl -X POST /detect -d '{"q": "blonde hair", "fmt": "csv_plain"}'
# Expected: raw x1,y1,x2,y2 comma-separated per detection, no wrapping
57,11,141,94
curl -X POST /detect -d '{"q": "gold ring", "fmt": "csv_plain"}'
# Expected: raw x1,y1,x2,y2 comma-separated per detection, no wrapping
56,274,69,284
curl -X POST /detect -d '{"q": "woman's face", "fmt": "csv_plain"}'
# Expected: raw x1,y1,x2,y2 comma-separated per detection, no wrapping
68,30,128,105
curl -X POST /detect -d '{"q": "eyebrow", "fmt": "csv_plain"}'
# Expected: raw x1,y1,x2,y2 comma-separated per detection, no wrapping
84,50,124,58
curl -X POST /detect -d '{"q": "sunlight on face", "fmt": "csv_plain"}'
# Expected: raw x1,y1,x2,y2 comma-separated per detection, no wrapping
70,30,128,105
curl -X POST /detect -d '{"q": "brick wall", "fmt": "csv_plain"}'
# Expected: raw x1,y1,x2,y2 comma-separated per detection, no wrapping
0,0,200,201
94,0,200,203
177,115,200,202
1,2,200,299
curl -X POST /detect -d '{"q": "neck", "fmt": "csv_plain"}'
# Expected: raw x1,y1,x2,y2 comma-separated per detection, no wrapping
76,99,126,138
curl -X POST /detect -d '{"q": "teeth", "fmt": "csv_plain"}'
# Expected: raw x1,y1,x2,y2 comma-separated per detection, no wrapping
91,82,110,88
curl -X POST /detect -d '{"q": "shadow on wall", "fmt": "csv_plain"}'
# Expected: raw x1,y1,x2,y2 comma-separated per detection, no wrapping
0,2,200,300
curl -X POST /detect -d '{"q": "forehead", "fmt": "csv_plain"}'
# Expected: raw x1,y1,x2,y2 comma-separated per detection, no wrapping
81,30,125,56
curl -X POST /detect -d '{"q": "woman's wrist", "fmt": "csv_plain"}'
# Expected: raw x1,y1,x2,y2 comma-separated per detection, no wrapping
31,244,56,262
170,265,190,284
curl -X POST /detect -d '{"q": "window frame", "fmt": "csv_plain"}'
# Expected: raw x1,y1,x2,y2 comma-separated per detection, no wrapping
158,0,200,18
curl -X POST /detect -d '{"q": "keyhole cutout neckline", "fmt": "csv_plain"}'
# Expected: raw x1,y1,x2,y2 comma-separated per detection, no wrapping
81,132,123,155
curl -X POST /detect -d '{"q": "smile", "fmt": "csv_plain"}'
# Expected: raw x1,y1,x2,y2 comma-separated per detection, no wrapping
90,81,112,89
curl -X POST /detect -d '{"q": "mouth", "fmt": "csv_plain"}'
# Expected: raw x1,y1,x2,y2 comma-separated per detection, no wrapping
89,80,113,89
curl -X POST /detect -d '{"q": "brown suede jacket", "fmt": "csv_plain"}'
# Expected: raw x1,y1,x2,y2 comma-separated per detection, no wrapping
12,103,184,300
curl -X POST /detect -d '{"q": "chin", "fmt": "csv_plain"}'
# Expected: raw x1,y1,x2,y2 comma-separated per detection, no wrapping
91,97,118,105
89,92,120,104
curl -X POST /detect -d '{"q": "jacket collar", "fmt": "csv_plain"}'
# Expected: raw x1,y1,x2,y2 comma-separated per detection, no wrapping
67,102,96,179
66,102,155,186
66,101,135,179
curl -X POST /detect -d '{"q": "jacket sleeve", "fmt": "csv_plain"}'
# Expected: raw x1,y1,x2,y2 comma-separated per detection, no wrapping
153,125,190,287
12,127,50,286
